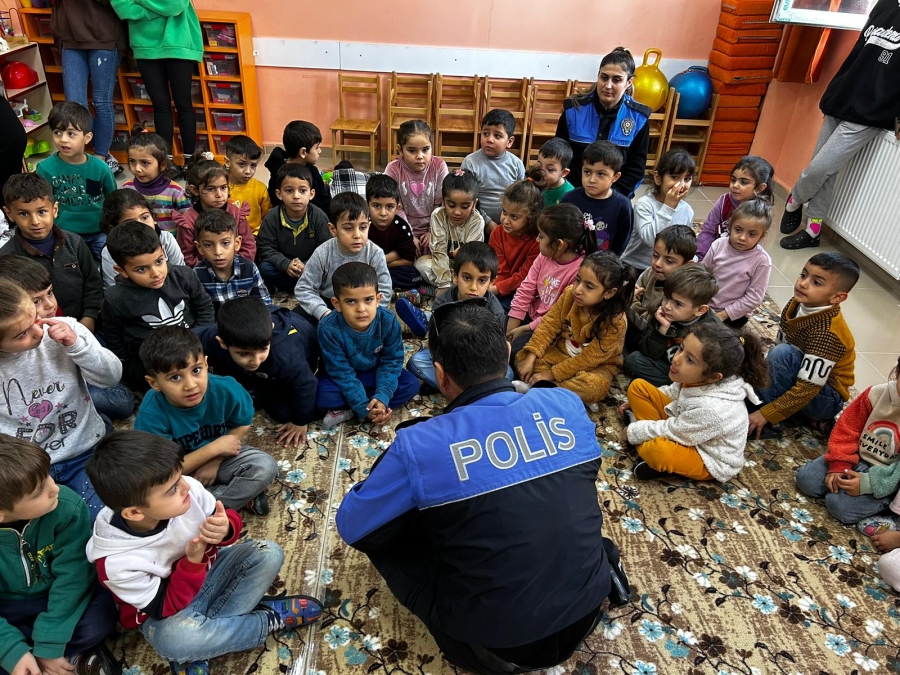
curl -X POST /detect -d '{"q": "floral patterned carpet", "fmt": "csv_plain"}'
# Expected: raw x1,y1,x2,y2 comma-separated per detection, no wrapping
111,294,900,675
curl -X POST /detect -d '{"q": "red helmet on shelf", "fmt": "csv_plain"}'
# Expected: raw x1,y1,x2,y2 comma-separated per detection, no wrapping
2,62,39,91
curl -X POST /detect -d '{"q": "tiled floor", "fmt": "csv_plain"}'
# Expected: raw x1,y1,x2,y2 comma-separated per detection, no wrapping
689,185,900,391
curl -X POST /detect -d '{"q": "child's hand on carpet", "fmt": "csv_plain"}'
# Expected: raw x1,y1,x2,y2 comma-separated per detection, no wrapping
276,422,308,447
617,401,631,416
747,410,768,439
871,530,900,553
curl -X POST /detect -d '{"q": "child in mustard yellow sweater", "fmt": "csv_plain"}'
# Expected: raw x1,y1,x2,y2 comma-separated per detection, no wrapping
516,252,631,403
225,136,271,236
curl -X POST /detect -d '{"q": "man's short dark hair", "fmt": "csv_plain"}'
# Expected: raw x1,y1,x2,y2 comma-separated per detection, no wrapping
87,430,184,513
428,303,508,389
217,297,273,350
225,135,262,160
664,265,718,307
276,162,313,190
332,262,378,299
582,140,624,173
140,326,204,376
538,138,573,169
106,220,163,266
655,225,697,262
0,434,50,512
2,172,53,207
807,252,860,292
0,255,52,294
453,241,498,279
194,209,237,238
366,174,400,203
481,109,516,137
283,121,322,159
330,191,368,224
48,101,93,133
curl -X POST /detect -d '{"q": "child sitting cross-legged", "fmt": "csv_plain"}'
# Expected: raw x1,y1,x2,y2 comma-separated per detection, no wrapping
515,251,631,406
257,163,331,293
365,173,422,290
0,434,119,675
316,263,419,428
796,353,900,526
625,265,721,387
0,173,103,332
294,192,392,327
401,242,510,389
748,253,859,440
85,430,323,675
622,322,769,482
193,209,272,314
0,280,121,521
198,297,319,449
134,326,278,517
103,221,215,390
0,254,135,422
625,225,696,351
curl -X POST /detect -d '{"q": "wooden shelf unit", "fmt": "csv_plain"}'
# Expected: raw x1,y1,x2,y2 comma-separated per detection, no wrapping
0,41,54,159
17,9,262,165
663,92,720,181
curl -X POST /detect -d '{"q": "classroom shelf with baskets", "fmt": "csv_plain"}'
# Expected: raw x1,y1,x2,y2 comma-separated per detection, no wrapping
17,9,262,165
0,41,55,160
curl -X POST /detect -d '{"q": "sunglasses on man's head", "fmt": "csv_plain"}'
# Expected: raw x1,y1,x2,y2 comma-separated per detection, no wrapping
430,296,489,340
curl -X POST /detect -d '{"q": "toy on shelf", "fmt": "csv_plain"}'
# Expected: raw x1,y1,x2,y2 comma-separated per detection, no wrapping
669,66,713,119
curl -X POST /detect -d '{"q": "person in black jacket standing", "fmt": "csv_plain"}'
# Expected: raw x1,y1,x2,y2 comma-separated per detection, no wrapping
780,0,900,250
336,300,626,675
0,96,26,211
555,47,651,198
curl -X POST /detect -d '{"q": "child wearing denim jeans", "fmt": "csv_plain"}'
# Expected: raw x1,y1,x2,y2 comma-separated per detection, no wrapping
86,430,323,675
133,327,278,517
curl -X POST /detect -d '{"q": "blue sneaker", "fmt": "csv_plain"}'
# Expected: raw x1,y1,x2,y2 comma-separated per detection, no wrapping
169,661,208,675
396,297,429,338
260,594,324,628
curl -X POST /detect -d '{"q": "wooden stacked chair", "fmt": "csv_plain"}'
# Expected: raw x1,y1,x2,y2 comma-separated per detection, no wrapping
329,73,381,170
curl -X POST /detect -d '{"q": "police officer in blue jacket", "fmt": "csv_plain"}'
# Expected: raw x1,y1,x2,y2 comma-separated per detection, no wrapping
337,300,624,675
555,47,651,198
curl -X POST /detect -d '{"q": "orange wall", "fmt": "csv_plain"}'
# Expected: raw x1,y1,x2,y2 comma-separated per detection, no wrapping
750,29,857,191
188,0,724,147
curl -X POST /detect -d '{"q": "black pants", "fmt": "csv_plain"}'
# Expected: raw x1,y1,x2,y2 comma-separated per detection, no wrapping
0,96,27,209
136,58,198,156
0,587,118,675
366,545,602,675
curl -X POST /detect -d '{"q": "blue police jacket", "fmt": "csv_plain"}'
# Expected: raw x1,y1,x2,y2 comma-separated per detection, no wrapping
564,93,650,147
336,379,611,648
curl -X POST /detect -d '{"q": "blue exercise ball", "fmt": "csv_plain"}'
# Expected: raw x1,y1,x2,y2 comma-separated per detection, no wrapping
669,66,713,119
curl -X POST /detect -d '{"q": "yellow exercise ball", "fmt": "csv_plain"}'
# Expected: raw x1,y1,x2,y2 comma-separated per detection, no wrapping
631,49,669,112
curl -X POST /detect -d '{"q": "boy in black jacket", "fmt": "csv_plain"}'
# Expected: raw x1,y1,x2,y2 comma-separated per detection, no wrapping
102,221,215,389
264,120,331,217
0,173,102,331
197,297,318,448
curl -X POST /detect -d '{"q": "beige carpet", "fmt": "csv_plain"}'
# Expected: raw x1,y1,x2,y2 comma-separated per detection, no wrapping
111,295,900,675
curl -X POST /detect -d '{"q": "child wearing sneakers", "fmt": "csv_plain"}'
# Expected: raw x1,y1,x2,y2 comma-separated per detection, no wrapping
365,174,422,290
294,193,392,327
400,243,509,390
0,435,119,675
748,253,858,440
86,430,322,675
796,353,900,525
316,263,419,428
134,327,278,516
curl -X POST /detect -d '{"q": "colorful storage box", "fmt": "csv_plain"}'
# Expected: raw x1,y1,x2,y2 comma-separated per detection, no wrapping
202,23,237,48
134,106,154,128
177,134,210,154
128,78,150,101
206,82,242,104
211,111,245,132
204,53,239,77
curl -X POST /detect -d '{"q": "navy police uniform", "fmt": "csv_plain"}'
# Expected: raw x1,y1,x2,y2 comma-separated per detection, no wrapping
556,92,651,198
337,379,613,673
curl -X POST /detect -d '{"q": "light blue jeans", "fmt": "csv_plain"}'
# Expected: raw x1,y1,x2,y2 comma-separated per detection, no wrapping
61,48,120,157
87,382,135,420
756,343,844,421
141,540,284,663
795,456,893,524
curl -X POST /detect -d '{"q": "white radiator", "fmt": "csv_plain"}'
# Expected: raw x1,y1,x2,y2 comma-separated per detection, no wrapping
827,130,900,280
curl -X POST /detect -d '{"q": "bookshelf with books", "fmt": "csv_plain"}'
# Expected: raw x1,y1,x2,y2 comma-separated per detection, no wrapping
17,9,262,164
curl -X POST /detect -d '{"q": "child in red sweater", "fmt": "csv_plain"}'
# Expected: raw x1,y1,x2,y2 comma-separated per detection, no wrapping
488,175,543,311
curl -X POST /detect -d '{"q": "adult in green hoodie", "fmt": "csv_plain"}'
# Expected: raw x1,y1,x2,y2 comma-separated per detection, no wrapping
110,0,203,169
0,478,118,675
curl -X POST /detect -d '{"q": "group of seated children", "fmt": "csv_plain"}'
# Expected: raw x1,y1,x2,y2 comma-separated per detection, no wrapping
0,96,896,675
